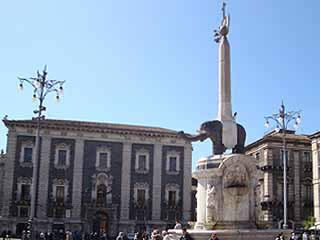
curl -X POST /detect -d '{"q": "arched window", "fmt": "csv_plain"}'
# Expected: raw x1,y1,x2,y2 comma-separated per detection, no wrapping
97,184,107,207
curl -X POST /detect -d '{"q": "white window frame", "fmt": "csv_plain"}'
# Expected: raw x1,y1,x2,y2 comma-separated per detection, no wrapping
165,183,180,205
135,149,150,174
91,173,113,203
166,151,180,175
134,182,149,203
96,146,111,171
17,177,32,201
52,178,69,203
54,143,71,169
20,141,34,167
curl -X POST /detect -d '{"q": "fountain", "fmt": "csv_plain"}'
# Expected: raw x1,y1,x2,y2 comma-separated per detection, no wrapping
175,2,292,240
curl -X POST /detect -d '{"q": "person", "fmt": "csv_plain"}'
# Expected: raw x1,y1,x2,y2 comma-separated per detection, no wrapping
274,232,285,240
116,232,124,240
180,228,192,240
161,231,171,240
174,221,182,230
289,232,297,240
208,233,219,240
40,232,45,240
151,230,161,240
302,232,309,240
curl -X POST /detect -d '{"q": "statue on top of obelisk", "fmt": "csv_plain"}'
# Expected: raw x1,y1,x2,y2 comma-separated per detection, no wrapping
179,2,246,155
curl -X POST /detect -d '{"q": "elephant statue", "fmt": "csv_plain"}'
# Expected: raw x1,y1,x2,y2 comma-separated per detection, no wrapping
179,120,246,155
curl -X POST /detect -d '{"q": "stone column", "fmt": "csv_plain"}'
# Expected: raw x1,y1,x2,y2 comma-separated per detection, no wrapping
263,148,273,221
120,142,132,220
71,139,85,219
37,136,51,219
152,143,162,220
194,176,207,229
1,131,17,217
182,144,192,222
293,151,301,220
312,140,320,226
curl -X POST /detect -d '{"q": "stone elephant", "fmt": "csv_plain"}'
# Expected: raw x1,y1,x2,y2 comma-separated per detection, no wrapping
179,120,246,155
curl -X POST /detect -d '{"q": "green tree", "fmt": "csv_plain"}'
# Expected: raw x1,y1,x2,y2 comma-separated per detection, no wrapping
304,216,316,229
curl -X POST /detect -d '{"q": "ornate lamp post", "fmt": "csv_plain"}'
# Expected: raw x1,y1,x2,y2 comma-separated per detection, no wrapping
18,66,65,239
264,101,301,229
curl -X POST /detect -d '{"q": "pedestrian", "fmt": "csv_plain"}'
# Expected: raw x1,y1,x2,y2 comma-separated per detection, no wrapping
162,231,172,240
151,230,161,240
174,221,182,230
180,228,192,240
208,233,219,240
289,232,297,240
275,232,285,240
302,232,309,240
116,232,124,240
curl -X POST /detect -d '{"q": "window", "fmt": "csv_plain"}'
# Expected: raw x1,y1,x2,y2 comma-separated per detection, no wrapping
56,186,65,203
255,153,260,161
54,144,70,169
138,155,147,171
20,207,29,217
168,190,177,207
20,141,34,165
24,148,33,162
135,150,149,173
96,184,107,207
169,157,177,172
137,189,146,205
166,151,180,174
304,152,311,163
99,152,108,169
134,182,149,208
58,150,67,166
21,184,31,201
96,146,111,170
306,184,312,202
165,183,180,207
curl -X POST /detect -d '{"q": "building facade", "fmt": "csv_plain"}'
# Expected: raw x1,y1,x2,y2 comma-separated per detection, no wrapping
0,119,192,237
310,131,320,228
245,130,313,229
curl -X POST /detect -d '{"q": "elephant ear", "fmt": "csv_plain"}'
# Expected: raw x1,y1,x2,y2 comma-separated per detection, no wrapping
237,123,246,142
211,120,223,131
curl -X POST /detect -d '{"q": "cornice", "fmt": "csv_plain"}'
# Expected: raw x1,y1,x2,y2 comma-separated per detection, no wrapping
3,118,187,139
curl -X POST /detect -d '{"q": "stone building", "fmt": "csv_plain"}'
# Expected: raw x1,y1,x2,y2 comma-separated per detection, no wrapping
0,150,5,216
310,131,320,228
245,130,312,228
0,118,192,237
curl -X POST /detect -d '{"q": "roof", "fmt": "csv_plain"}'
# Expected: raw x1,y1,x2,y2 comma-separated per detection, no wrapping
3,118,184,138
310,130,320,139
245,130,311,151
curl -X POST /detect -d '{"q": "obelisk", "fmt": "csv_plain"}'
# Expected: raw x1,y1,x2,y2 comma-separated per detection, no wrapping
215,2,237,150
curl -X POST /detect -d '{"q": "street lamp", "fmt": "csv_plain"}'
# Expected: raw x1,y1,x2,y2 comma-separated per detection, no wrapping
18,66,65,239
264,101,301,229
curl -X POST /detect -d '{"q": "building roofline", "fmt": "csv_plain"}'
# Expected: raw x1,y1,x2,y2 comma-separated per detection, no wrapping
245,130,311,151
310,130,320,139
3,118,187,139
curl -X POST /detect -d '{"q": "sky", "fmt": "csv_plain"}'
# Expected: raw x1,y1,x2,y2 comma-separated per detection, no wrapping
0,0,319,169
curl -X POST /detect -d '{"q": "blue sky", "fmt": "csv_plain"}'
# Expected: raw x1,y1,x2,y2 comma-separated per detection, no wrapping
0,0,319,169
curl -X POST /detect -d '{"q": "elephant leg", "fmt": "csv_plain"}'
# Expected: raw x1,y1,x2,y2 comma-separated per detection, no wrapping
214,144,226,155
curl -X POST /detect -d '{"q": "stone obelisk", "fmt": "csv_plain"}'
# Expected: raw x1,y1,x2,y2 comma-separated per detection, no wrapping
215,3,237,150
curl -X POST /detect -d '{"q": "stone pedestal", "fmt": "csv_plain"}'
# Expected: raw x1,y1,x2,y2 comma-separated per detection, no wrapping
193,154,258,230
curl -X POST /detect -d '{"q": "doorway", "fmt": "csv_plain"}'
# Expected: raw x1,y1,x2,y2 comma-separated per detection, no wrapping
92,211,108,234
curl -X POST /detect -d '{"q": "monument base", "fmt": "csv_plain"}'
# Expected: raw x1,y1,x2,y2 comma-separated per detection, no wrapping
193,154,259,230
